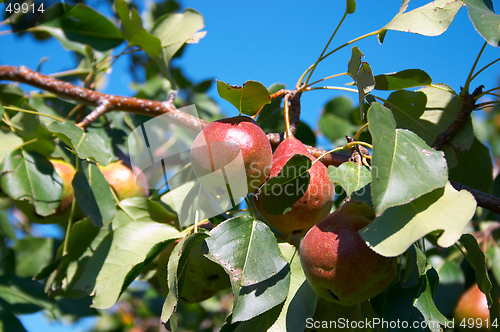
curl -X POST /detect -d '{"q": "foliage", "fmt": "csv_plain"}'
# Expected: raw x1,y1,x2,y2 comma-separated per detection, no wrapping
1,1,500,332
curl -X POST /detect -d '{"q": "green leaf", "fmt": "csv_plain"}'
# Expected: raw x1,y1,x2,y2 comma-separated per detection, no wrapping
0,149,63,216
38,4,124,51
45,122,112,166
160,232,208,325
385,85,474,156
0,130,23,164
347,46,363,79
360,182,476,257
152,8,205,61
0,274,54,314
328,162,371,197
357,62,375,94
268,243,317,331
368,102,448,216
0,312,27,332
383,266,447,331
319,114,356,143
431,257,465,316
114,197,177,229
459,234,493,305
41,219,110,298
346,0,356,14
72,160,116,227
449,138,493,193
13,238,53,278
413,267,448,331
74,221,180,309
115,0,162,57
374,69,432,90
0,105,4,121
216,80,271,116
0,208,16,240
383,0,463,38
258,155,311,215
204,216,290,323
463,0,500,46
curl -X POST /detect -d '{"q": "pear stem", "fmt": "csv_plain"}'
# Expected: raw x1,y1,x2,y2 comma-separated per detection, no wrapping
284,94,293,139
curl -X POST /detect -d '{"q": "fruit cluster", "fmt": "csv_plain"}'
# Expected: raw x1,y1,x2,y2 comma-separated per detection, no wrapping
188,116,397,306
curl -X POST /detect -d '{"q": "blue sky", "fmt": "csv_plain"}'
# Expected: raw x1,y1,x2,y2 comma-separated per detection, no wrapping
2,1,500,331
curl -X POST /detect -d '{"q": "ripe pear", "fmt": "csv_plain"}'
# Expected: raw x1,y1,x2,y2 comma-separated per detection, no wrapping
300,200,397,305
51,159,76,212
190,116,272,197
454,283,496,331
254,137,334,235
99,161,148,200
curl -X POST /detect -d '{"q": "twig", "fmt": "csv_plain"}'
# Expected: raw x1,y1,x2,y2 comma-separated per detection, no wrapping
450,181,500,215
431,85,484,150
0,65,206,133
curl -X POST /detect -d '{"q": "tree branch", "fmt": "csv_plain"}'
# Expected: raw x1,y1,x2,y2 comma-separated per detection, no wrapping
450,181,500,215
2,65,499,213
432,85,484,150
0,65,205,133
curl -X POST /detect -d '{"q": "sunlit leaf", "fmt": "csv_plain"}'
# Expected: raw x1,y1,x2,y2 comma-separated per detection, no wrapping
216,80,271,116
46,121,112,166
328,162,371,197
368,102,448,216
383,0,463,38
374,69,432,90
0,149,62,216
360,182,476,257
74,221,180,309
152,8,205,62
205,216,290,322
463,0,500,46
115,0,161,57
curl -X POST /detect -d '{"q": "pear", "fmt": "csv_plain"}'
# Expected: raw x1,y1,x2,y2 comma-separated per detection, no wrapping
300,200,397,306
99,161,148,200
254,137,334,235
190,116,272,197
454,283,496,331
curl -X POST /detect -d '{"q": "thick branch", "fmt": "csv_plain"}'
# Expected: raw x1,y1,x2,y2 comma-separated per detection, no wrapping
0,65,205,133
450,181,500,215
432,85,483,150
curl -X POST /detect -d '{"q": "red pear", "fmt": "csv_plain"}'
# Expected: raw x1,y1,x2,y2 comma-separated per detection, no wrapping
190,116,272,197
254,137,334,235
454,283,496,331
300,200,397,305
